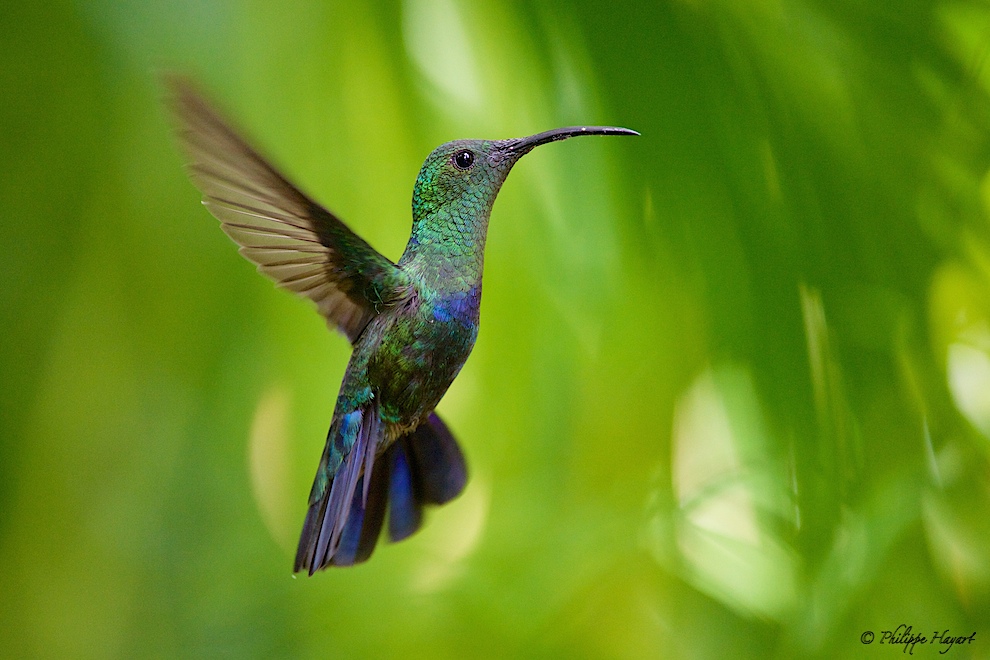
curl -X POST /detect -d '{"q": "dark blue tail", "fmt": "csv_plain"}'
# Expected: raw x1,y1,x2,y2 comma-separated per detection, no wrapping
294,412,468,573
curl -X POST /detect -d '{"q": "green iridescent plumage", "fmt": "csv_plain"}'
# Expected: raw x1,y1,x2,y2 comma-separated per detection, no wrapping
167,76,638,573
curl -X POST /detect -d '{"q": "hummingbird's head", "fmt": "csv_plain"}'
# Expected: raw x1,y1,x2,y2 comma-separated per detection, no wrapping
411,139,514,222
411,126,639,224
403,126,637,277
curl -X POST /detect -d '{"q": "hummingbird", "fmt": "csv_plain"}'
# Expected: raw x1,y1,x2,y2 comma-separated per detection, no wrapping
166,77,638,574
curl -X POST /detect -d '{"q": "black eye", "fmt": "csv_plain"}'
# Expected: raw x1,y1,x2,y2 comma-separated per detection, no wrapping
453,150,474,170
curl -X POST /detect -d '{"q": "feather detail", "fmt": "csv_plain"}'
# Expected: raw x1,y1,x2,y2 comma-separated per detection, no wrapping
294,411,468,572
295,404,382,574
165,75,408,343
387,440,423,542
408,413,468,505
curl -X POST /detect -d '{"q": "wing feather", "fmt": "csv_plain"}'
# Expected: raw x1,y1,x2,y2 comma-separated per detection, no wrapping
166,75,406,342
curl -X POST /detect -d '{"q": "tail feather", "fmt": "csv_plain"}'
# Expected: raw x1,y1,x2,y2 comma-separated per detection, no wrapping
353,461,390,563
331,460,390,566
294,405,380,574
328,475,367,566
407,413,467,505
293,494,325,572
294,411,469,574
386,440,422,542
310,408,380,570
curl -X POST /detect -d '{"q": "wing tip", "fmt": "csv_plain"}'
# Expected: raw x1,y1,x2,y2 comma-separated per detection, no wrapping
160,71,216,132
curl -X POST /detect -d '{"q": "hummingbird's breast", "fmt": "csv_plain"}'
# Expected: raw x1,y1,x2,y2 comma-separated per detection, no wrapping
366,284,480,433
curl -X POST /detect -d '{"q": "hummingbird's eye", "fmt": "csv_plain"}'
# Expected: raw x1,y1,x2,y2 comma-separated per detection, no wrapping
453,150,475,170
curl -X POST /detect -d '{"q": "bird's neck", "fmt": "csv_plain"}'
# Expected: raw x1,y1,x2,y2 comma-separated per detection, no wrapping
399,206,491,295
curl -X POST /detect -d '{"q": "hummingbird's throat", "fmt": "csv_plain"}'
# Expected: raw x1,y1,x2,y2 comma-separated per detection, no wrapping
400,204,492,292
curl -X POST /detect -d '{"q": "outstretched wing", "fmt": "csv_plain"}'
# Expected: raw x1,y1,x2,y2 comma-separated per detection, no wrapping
166,76,405,343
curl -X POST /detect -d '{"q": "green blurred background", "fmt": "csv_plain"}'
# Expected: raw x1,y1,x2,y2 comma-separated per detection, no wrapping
3,0,990,657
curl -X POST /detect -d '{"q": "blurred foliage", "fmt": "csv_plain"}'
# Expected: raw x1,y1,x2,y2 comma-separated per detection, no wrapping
2,0,990,657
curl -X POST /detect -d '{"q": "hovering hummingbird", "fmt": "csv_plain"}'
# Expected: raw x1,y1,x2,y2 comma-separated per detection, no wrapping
166,77,638,573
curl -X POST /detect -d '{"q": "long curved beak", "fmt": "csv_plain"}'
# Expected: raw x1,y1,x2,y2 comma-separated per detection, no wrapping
498,126,639,159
